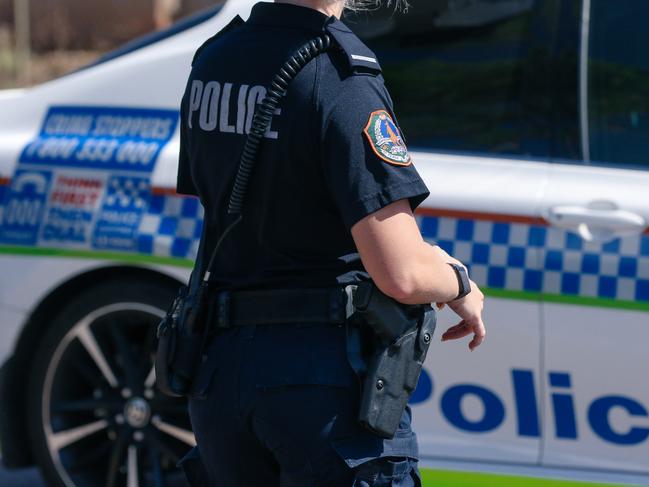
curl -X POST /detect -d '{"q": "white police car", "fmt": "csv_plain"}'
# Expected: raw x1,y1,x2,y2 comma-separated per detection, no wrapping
0,1,647,486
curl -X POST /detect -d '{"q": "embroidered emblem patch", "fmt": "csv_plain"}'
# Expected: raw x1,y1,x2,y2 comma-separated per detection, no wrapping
363,110,412,166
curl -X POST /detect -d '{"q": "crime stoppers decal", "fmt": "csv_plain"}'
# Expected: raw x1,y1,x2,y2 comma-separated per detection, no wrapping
0,106,178,251
363,109,412,166
19,106,177,171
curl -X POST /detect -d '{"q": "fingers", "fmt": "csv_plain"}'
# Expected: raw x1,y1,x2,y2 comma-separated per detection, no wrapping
441,320,487,351
441,320,464,335
441,321,473,341
442,321,465,335
439,285,486,350
468,320,486,351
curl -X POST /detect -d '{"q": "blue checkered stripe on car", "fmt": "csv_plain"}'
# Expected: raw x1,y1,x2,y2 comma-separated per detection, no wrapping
418,215,649,302
137,194,203,259
0,183,6,216
133,194,649,302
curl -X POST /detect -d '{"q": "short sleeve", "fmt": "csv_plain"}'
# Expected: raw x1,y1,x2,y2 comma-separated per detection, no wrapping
176,97,198,196
320,75,429,230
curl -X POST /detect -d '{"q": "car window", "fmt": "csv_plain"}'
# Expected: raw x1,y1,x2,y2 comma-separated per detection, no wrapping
345,0,581,161
587,0,649,168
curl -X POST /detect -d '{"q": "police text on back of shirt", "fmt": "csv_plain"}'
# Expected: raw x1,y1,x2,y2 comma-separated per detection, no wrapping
187,80,280,139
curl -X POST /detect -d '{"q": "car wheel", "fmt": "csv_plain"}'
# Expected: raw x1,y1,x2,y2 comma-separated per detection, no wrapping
28,279,193,487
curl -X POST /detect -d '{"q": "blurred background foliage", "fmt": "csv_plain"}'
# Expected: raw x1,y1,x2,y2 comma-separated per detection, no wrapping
0,0,222,88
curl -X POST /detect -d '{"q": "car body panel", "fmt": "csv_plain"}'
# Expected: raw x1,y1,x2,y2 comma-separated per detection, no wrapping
415,298,542,464
537,161,649,472
0,0,648,483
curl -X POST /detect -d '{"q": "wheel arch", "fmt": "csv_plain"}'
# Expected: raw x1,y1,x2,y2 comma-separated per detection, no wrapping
0,265,183,468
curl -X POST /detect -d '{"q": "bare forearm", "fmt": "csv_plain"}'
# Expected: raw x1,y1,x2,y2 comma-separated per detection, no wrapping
351,200,462,305
381,243,460,305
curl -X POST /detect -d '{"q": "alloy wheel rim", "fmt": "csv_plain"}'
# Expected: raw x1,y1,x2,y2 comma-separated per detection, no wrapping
42,303,195,487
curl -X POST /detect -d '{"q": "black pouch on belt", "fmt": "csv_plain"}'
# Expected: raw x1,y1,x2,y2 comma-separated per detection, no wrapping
352,281,437,438
156,281,210,398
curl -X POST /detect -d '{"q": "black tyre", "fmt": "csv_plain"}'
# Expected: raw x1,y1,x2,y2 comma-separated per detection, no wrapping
28,279,193,487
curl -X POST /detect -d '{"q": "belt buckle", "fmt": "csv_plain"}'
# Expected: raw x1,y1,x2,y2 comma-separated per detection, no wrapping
216,291,231,328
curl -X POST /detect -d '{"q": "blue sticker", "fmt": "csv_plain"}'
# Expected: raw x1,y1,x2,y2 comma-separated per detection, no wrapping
19,106,179,172
0,106,180,252
0,169,52,245
93,175,151,251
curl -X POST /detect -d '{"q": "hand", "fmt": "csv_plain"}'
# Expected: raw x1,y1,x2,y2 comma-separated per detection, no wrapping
441,280,486,351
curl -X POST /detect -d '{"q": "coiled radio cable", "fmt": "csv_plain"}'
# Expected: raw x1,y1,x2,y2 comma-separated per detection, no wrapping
202,34,333,281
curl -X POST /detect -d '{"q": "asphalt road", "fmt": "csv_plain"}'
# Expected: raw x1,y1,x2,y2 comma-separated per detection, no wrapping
0,466,44,486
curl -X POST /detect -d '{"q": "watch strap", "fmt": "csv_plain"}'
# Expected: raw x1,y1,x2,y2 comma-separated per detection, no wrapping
448,263,471,301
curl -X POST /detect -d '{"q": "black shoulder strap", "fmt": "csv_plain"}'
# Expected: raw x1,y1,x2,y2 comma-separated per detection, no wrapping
325,19,382,75
192,15,245,66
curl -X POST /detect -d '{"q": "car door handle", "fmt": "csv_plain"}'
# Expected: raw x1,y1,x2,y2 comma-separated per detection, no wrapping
548,205,646,242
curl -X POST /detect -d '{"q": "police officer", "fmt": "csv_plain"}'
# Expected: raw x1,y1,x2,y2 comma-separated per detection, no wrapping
176,0,486,485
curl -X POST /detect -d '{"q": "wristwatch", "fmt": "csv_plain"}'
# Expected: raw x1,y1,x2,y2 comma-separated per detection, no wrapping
448,263,471,301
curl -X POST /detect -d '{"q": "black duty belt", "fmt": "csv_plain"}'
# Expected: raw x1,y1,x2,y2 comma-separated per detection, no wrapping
214,287,355,329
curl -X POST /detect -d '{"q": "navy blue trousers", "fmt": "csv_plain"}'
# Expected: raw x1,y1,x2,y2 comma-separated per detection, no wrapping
180,323,421,486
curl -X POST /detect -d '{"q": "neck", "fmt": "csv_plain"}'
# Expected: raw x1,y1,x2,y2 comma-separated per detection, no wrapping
275,0,345,18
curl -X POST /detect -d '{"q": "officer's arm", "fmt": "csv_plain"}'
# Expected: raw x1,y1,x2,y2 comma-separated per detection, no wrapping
351,199,460,305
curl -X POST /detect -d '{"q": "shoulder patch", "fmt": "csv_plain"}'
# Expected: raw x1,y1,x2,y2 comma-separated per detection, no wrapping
363,110,412,166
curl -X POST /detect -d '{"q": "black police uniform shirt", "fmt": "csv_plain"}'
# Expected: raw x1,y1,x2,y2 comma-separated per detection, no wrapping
177,2,430,291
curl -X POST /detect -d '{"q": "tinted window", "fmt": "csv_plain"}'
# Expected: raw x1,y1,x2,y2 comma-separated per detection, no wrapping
588,0,649,168
345,0,581,160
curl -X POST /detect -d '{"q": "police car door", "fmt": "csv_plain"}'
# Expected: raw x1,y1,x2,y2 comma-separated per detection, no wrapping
347,0,561,466
538,0,649,474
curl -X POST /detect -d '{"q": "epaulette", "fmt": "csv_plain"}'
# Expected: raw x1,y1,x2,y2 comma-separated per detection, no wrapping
325,18,382,76
192,15,245,66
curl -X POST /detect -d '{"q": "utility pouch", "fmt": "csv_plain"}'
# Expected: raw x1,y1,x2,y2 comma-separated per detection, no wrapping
155,282,210,398
353,281,436,438
155,286,185,397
